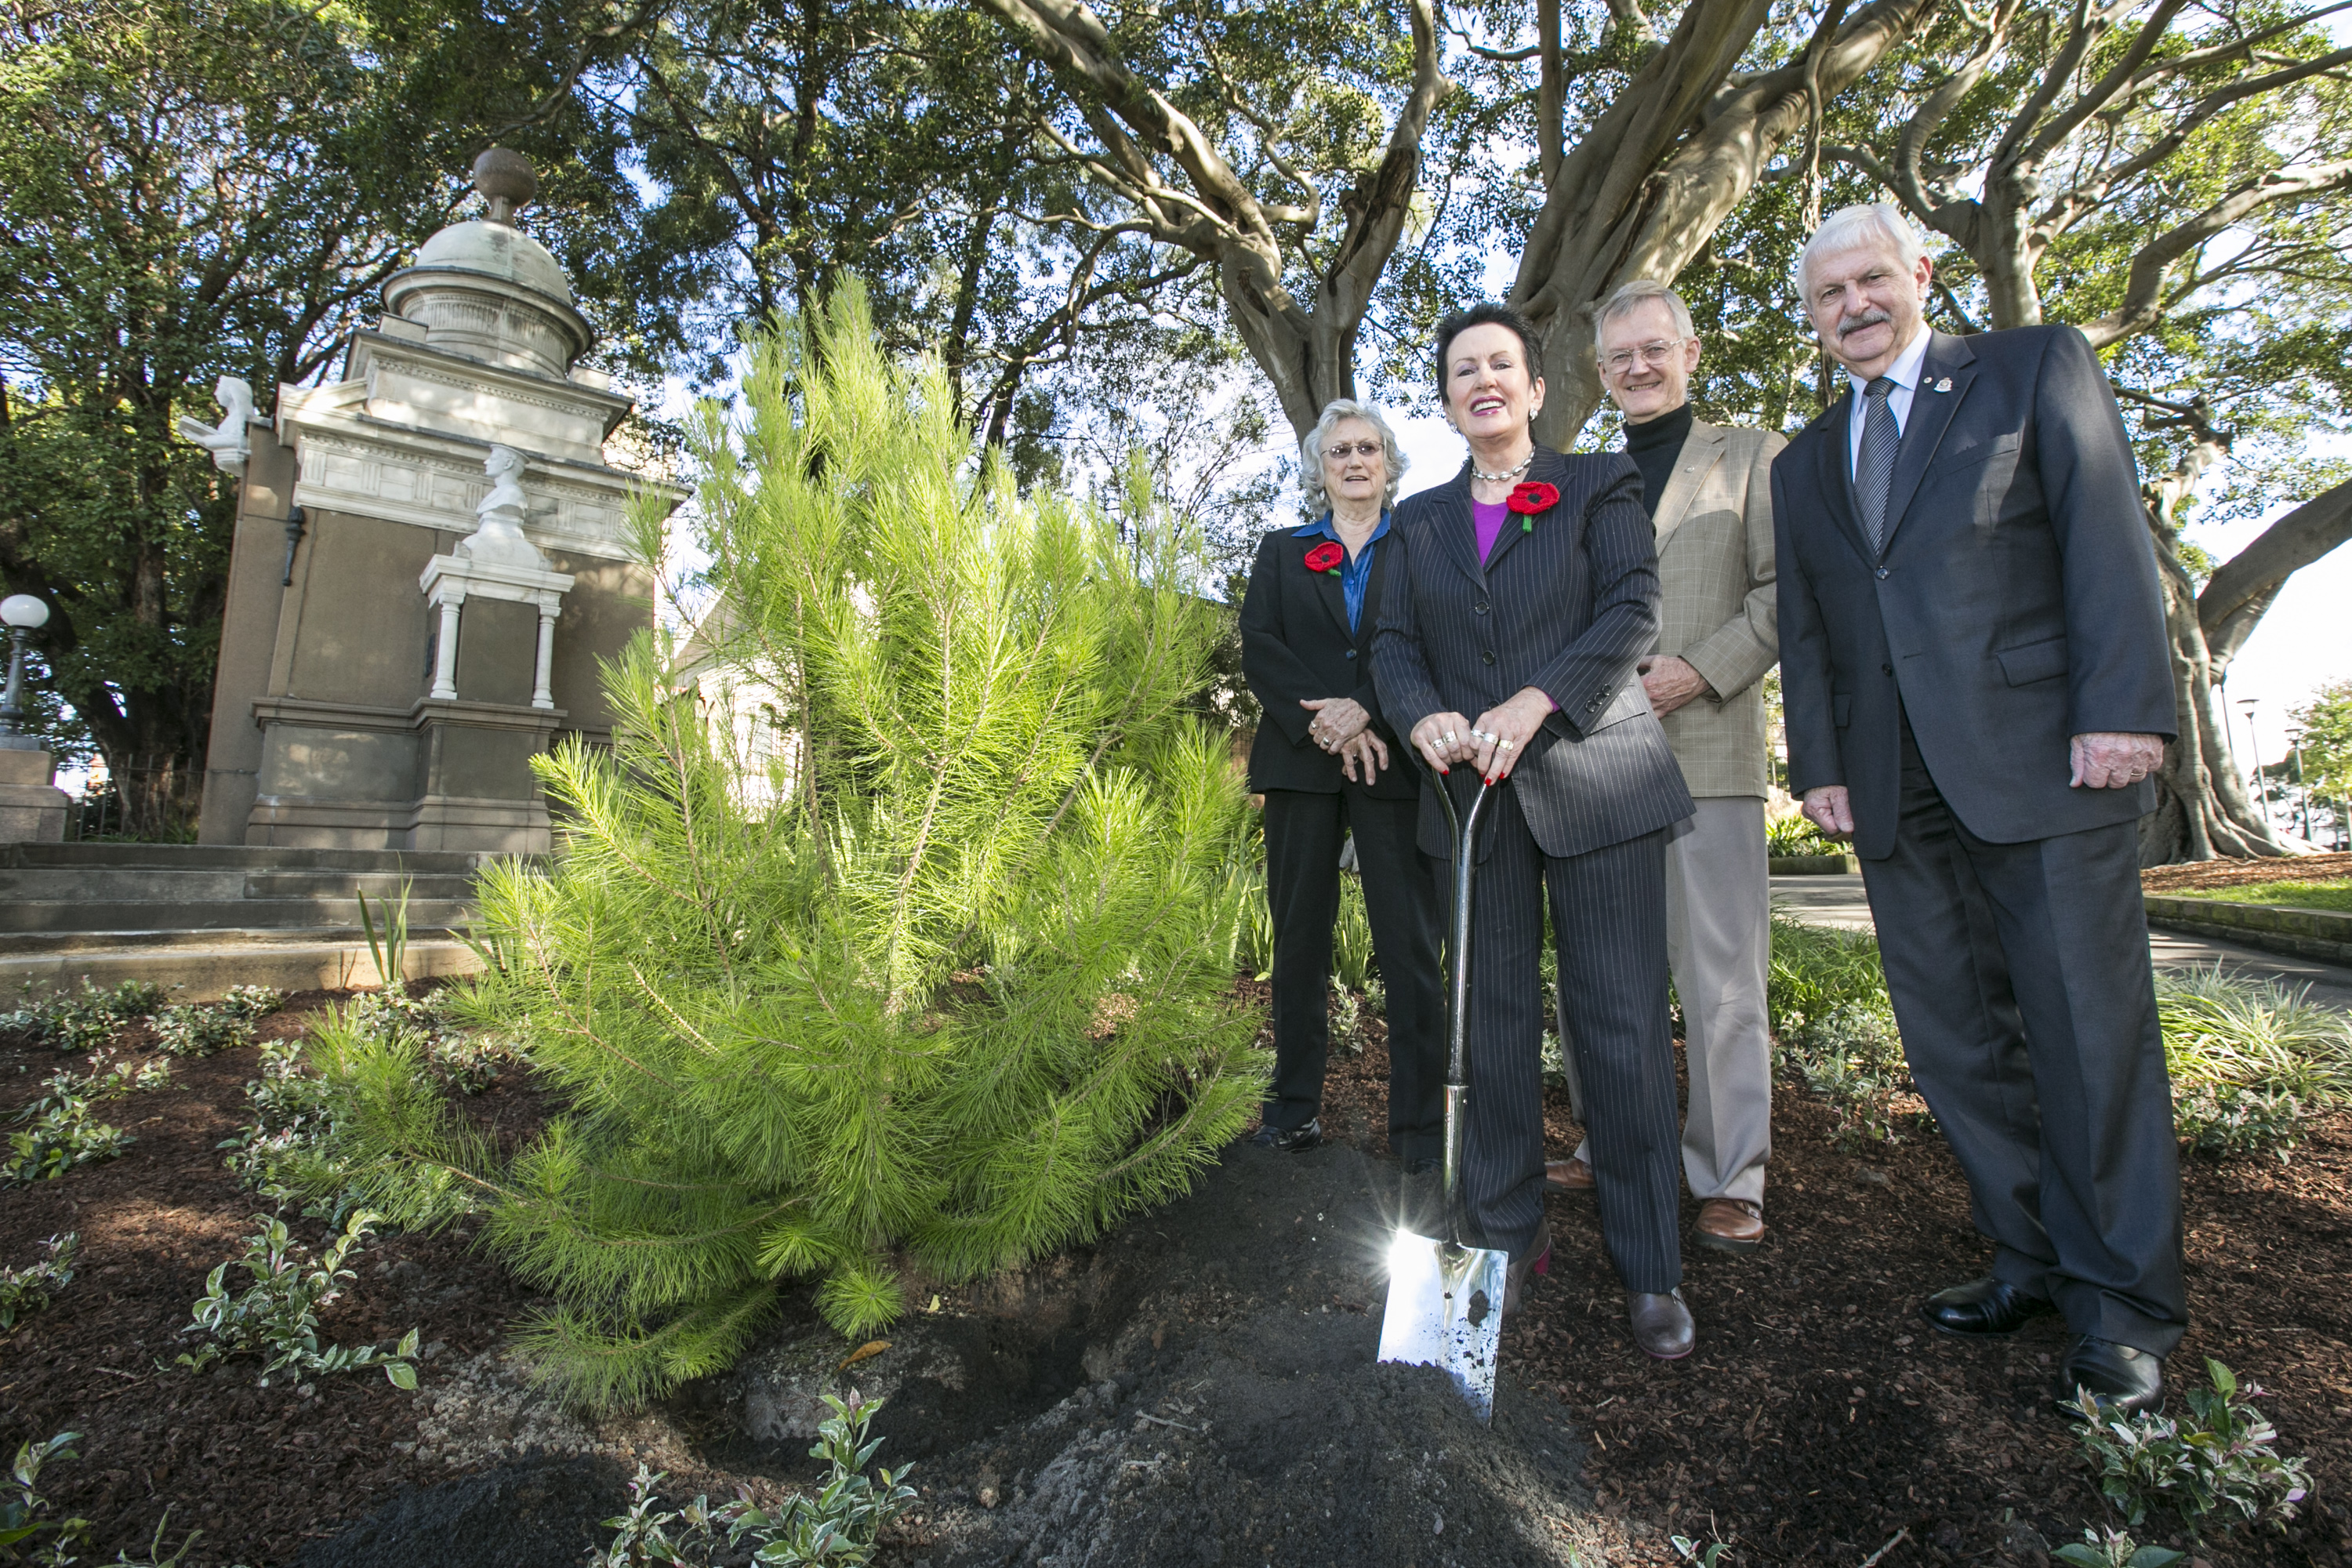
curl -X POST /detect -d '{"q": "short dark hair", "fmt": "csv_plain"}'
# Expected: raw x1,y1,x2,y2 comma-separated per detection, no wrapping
1432,303,1543,405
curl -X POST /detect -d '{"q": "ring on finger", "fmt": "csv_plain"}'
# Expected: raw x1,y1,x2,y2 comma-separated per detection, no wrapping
1497,738,1515,751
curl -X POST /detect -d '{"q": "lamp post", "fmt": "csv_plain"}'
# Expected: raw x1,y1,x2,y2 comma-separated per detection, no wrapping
0,595,49,751
2286,725,2310,841
2238,696,2263,825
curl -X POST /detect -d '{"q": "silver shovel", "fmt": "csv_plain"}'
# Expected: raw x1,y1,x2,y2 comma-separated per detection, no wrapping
1377,765,1510,1424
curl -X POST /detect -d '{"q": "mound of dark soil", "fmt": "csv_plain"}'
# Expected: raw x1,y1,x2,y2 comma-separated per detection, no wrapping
286,1454,626,1568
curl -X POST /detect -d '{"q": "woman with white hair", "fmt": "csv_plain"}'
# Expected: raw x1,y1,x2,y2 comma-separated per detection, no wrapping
1238,398,1446,1170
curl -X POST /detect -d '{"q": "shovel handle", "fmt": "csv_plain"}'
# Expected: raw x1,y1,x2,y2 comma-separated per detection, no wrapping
1424,762,1494,1247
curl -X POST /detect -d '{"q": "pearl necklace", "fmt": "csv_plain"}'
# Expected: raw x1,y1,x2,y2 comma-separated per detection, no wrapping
1469,451,1533,485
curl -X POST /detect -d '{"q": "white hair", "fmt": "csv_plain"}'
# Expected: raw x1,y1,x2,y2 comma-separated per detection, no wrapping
1592,279,1695,347
1798,202,1926,300
1299,399,1407,517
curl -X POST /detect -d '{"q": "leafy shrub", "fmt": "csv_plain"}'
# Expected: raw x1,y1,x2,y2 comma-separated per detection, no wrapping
5,1071,136,1184
1774,1001,1924,1151
2,1431,203,1566
2158,967,2352,1157
590,1394,915,1567
325,289,1265,1406
170,1210,419,1389
2073,1359,2312,1535
2054,1527,2185,1567
1765,810,1838,858
219,1015,479,1227
217,984,288,1020
153,1004,257,1058
0,1233,77,1330
2,978,165,1053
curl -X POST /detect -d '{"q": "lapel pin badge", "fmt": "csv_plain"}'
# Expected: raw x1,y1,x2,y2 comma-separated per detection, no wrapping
1933,376,1953,393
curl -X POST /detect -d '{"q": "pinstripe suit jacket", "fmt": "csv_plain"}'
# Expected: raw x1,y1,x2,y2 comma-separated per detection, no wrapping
1649,420,1785,799
1373,445,1694,861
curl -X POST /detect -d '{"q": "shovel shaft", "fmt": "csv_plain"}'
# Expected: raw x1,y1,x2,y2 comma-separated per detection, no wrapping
1425,764,1493,1247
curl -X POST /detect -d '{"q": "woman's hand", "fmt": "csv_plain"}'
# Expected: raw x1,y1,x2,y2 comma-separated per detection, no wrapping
1301,696,1371,752
1338,729,1389,786
1469,688,1554,783
1410,712,1478,775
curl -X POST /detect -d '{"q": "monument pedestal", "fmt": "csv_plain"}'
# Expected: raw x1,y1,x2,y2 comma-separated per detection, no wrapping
406,697,565,853
0,744,71,842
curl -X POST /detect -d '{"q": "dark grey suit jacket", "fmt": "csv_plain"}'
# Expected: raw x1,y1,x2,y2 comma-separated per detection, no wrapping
1239,522,1416,800
1372,446,1693,860
1773,326,2176,859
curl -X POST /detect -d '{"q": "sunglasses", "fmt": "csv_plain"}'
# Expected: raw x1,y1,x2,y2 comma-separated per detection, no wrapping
1323,441,1384,461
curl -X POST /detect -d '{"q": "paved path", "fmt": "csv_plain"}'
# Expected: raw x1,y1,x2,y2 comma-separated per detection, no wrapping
1769,873,2352,1011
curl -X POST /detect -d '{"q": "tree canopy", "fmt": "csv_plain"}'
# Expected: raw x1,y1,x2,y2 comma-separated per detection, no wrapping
4,0,2350,857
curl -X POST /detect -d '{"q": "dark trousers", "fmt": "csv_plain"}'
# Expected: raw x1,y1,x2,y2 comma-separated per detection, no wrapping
1861,720,2187,1354
1262,789,1445,1159
1465,786,1681,1290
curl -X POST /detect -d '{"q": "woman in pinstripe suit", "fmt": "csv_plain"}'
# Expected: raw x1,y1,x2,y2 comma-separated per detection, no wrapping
1370,303,1701,1359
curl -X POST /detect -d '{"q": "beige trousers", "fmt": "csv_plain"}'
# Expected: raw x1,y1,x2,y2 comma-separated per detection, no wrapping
1573,796,1772,1203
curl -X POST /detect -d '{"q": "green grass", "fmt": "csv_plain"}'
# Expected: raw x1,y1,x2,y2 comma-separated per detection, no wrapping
2160,878,2352,913
1767,912,2352,1159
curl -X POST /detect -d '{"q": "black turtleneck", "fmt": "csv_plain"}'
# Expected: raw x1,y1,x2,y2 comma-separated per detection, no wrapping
1623,402,1695,521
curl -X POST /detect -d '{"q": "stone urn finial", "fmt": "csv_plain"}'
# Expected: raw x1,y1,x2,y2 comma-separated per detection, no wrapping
472,147,538,227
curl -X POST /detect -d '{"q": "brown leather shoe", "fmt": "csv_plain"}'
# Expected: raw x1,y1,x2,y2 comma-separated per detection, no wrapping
1543,1157,1595,1195
1504,1217,1553,1315
1628,1289,1695,1359
1693,1197,1766,1254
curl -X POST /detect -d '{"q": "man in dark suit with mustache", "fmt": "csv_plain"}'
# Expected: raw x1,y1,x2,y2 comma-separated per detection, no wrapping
1773,203,2183,1417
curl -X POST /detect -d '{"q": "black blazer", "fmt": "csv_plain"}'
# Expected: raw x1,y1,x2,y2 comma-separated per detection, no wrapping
1372,445,1693,859
1773,325,2176,860
1240,521,1418,800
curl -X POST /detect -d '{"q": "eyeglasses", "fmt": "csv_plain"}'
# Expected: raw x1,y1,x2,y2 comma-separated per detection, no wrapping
1602,339,1686,376
1323,441,1384,461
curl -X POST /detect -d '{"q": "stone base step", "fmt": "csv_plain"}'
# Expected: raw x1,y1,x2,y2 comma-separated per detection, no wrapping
0,931,485,1003
0,898,481,934
0,842,499,873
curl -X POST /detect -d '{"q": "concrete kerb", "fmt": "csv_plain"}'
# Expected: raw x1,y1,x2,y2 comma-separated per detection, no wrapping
0,935,484,1002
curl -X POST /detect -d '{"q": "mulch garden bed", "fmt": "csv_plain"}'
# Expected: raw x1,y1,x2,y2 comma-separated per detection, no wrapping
1316,1014,2352,1567
2143,853,2352,893
0,993,557,1567
4,982,2348,1566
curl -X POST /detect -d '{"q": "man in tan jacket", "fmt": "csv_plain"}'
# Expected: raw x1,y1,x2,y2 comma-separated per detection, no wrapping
1548,279,1784,1254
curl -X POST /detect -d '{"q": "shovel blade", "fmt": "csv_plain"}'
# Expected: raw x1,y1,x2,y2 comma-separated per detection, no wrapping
1377,1229,1508,1424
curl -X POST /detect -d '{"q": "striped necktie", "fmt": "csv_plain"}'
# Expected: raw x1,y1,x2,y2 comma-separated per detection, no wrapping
1856,375,1900,554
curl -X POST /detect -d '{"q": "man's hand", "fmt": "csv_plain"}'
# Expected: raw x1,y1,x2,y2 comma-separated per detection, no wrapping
1470,687,1555,784
1802,785,1854,841
1639,655,1715,718
2070,731,2165,789
1410,711,1477,774
1338,729,1389,785
1301,696,1371,752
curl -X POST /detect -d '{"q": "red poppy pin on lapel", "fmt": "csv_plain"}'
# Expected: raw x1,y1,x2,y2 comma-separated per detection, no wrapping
1305,541,1346,572
1506,481,1560,532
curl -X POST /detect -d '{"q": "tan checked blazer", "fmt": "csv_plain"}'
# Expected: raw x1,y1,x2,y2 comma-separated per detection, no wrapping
1650,419,1784,798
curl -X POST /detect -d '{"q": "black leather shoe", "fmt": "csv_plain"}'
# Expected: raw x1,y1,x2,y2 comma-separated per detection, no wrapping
1402,1156,1439,1176
2055,1336,2165,1419
1919,1276,2056,1338
1250,1118,1322,1153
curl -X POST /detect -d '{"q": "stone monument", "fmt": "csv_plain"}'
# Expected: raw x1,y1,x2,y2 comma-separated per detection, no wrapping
193,148,688,852
0,594,70,841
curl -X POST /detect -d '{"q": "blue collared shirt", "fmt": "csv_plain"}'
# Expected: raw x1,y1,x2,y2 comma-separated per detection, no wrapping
1294,511,1390,635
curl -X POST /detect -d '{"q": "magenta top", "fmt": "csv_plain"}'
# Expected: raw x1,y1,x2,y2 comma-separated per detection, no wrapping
1472,499,1508,564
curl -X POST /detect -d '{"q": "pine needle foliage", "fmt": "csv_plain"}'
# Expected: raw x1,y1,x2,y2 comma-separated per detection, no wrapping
330,282,1267,1407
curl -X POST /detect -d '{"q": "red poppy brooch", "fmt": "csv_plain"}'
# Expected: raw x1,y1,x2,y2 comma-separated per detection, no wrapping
1304,541,1346,572
1507,481,1560,532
